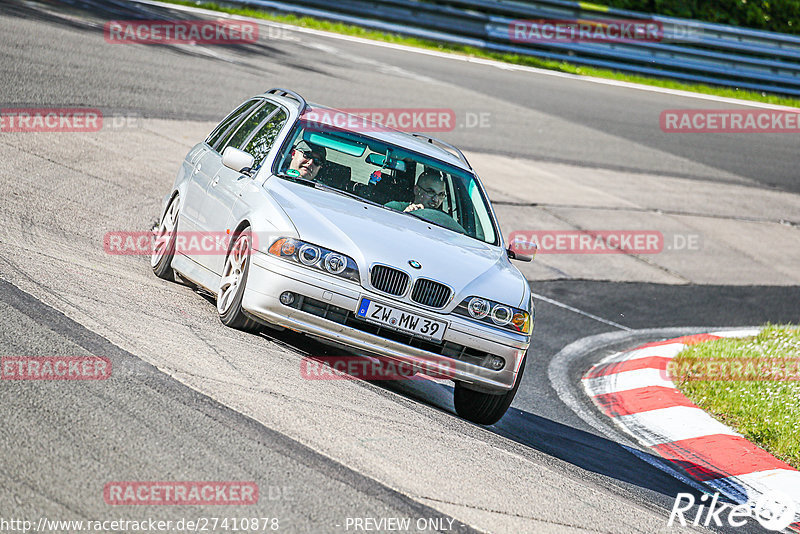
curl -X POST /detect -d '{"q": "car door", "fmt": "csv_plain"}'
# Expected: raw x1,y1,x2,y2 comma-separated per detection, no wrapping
182,98,260,235
202,101,289,274
177,143,209,233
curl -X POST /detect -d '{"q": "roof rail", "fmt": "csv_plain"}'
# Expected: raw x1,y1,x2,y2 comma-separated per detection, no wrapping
410,133,472,170
266,88,309,113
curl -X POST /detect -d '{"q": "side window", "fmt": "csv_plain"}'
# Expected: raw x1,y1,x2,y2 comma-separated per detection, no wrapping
467,181,492,242
222,101,277,153
244,108,288,163
206,99,260,151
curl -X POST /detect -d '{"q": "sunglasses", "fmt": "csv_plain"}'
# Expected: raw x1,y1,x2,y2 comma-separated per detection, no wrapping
296,149,324,166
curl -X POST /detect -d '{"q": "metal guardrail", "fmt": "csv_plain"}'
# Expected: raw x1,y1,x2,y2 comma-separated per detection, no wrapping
234,0,800,96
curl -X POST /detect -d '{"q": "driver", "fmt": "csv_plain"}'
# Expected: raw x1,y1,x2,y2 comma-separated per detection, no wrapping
287,140,326,180
385,169,446,213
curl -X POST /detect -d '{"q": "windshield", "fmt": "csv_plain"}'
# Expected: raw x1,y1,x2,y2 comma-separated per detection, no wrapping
272,119,498,245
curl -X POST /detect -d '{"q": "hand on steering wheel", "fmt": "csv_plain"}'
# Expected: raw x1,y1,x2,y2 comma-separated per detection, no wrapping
403,203,425,213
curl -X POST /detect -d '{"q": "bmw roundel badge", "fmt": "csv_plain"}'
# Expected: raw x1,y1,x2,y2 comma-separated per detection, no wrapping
408,260,422,269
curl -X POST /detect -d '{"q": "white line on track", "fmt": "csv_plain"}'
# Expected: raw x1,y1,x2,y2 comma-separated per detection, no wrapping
531,291,633,331
134,0,800,111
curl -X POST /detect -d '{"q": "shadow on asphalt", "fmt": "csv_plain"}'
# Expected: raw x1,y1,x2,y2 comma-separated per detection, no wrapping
257,323,724,502
533,281,800,331
192,275,800,518
497,407,736,496
0,0,304,73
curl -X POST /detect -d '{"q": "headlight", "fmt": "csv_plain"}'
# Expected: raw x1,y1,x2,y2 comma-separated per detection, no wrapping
467,297,491,319
324,253,347,274
491,305,512,326
298,244,321,266
268,238,359,282
454,296,532,334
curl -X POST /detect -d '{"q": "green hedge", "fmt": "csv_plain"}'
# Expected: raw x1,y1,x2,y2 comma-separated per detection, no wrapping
599,0,800,35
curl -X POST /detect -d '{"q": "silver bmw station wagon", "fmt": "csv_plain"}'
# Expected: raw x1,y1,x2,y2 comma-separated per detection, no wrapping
152,88,535,425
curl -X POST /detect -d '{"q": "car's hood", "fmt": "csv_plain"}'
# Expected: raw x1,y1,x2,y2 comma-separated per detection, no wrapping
265,178,528,309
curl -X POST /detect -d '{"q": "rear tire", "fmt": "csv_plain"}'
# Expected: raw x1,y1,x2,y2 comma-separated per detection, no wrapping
453,354,526,425
217,228,261,332
151,195,180,281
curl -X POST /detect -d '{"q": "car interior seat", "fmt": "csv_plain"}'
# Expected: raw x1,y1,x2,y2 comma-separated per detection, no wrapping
315,160,352,190
357,160,417,205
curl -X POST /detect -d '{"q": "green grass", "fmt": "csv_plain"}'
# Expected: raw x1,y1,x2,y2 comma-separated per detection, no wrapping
671,326,800,469
161,0,800,108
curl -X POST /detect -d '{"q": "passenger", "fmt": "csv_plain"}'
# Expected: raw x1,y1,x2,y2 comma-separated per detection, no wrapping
385,169,446,213
287,140,326,180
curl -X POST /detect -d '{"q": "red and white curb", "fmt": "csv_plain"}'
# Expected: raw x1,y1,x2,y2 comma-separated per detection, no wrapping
582,329,800,531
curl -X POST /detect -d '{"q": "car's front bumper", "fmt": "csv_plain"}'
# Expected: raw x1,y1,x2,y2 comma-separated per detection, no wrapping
242,252,529,392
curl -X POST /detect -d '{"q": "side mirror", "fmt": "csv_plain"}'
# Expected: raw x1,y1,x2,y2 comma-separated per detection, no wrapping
507,242,536,262
222,146,255,176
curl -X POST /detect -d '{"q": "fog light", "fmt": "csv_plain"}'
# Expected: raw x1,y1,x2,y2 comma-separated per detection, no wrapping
279,291,295,305
488,356,505,370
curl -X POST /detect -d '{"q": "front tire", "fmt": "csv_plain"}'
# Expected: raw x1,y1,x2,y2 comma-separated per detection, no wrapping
217,228,260,332
453,354,526,425
151,194,180,281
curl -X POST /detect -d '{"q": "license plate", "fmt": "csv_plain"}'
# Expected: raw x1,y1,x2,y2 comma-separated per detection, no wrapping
356,298,446,342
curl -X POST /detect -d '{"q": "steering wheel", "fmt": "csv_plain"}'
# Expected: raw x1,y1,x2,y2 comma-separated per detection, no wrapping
410,208,466,234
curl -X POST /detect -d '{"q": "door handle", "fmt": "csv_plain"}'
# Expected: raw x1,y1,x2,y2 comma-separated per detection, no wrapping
211,176,220,187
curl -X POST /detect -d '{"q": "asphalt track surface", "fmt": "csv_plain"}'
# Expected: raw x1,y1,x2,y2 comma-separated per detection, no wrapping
1,1,799,533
